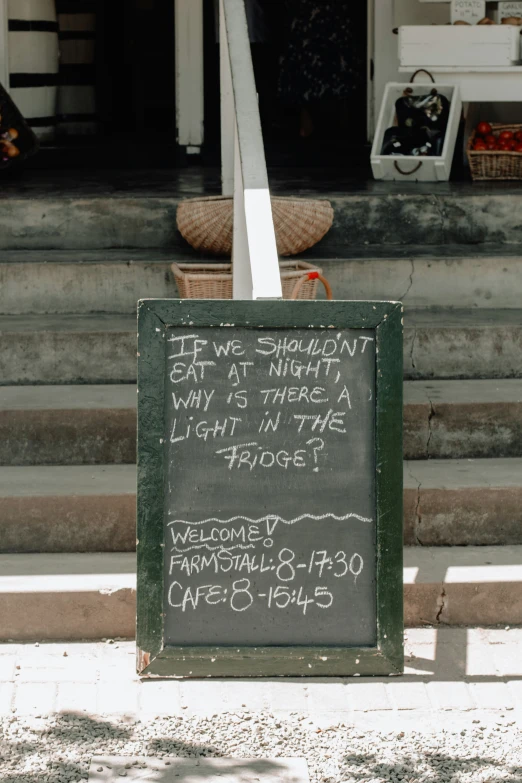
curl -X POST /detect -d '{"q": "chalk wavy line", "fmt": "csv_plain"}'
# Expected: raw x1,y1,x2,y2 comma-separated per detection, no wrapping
171,543,255,554
167,512,372,527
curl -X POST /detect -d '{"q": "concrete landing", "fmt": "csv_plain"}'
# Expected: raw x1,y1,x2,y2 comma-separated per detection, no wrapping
0,548,521,640
1,310,520,383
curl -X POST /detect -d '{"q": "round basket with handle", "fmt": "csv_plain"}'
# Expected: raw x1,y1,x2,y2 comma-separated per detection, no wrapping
171,260,333,301
176,195,334,257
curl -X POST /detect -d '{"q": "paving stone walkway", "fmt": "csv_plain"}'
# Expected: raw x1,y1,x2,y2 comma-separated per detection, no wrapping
1,629,522,730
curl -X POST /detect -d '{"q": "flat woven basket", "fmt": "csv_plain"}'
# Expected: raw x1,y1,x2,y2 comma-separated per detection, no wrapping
171,260,332,300
177,195,334,257
468,124,522,181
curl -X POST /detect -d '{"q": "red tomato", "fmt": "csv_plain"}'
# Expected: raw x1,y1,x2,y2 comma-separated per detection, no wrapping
486,142,498,150
476,121,492,136
514,143,522,153
515,131,522,143
499,130,514,142
485,134,497,145
474,139,488,150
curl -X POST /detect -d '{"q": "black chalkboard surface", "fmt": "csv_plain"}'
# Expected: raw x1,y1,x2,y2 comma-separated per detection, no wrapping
137,300,403,677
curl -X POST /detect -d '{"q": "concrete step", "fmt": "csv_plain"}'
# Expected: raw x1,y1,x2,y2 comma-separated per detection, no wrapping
1,178,522,250
0,385,136,465
0,466,136,553
0,546,520,640
2,246,522,314
403,458,522,546
2,459,521,553
404,379,522,460
1,380,521,465
0,310,520,384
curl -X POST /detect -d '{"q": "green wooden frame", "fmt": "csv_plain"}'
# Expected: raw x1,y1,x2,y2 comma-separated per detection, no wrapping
137,299,403,677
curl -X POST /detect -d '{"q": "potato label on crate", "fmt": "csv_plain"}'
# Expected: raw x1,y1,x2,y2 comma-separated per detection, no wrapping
451,0,486,23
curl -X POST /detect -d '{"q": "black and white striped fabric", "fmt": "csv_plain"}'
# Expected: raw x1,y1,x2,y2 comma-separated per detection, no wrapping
8,0,60,142
56,0,97,135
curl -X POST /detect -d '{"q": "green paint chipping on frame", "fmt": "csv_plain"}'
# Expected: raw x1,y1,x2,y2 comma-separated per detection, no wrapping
136,300,403,678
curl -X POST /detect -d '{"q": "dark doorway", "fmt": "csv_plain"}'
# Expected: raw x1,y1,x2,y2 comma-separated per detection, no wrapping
203,0,369,169
33,0,177,169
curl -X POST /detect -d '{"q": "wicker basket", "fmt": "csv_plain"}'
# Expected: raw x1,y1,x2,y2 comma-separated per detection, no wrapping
468,124,522,180
171,260,333,300
176,195,334,257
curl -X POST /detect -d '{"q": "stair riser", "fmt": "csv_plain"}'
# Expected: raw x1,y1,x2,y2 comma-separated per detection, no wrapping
3,486,521,553
2,325,520,383
0,330,136,384
1,581,520,640
404,402,522,460
318,256,522,310
1,494,136,553
2,194,522,250
0,409,136,465
0,262,175,315
2,257,522,314
403,486,522,546
1,401,521,464
405,324,522,381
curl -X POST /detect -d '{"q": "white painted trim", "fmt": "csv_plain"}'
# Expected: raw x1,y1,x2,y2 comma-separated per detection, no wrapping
399,66,522,101
0,0,9,91
367,0,375,139
175,0,204,147
220,0,234,196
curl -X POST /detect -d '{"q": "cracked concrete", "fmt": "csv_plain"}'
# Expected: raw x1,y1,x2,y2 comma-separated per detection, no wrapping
426,399,435,460
436,585,446,624
399,257,415,301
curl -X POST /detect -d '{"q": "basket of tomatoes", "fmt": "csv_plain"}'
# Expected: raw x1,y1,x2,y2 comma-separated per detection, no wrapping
468,122,522,180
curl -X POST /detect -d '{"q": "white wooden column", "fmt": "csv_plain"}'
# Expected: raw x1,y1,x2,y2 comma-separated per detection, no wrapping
175,0,204,152
0,0,9,91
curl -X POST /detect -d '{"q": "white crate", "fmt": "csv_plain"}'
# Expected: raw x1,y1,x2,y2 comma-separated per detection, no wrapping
399,25,521,67
370,82,462,182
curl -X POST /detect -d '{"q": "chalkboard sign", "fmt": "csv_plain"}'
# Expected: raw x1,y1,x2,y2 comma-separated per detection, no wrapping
137,300,403,677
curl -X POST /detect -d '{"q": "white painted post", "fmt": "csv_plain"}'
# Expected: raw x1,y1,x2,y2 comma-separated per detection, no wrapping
0,0,9,91
221,0,282,300
232,121,253,298
220,0,235,195
175,0,204,151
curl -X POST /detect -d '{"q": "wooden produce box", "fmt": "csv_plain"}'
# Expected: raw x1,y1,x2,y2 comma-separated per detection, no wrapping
399,25,522,67
371,82,462,182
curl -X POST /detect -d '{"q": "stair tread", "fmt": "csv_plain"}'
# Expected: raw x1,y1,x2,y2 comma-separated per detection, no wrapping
3,244,522,264
0,552,136,590
0,313,135,333
0,464,136,497
404,379,522,404
2,457,521,495
404,458,522,489
0,308,521,334
0,547,520,589
0,384,137,410
2,379,522,410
